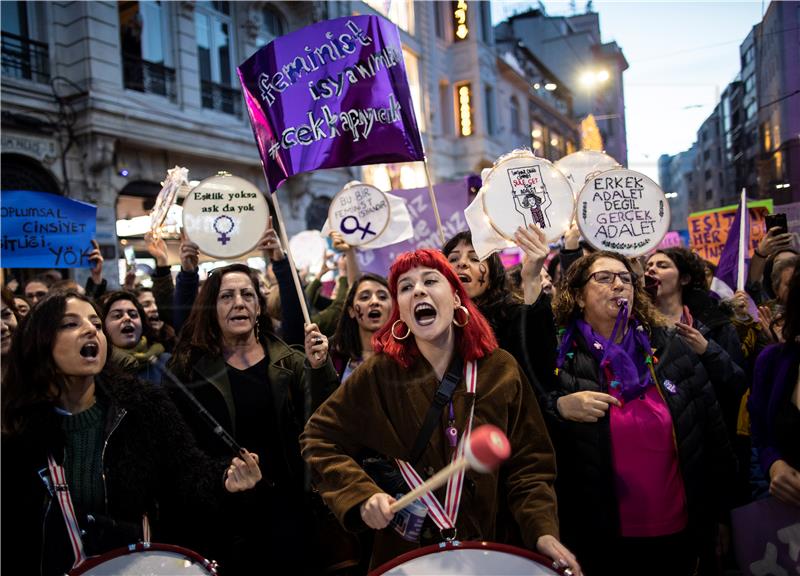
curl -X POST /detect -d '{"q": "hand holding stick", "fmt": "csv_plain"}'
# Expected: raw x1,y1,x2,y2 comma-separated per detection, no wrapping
389,425,510,514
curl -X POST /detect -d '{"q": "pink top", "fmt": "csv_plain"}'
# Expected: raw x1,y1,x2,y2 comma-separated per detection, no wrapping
609,384,688,537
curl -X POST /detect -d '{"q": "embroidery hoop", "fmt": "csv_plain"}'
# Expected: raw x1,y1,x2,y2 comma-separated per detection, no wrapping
576,168,670,256
479,149,575,243
181,173,269,259
327,181,391,247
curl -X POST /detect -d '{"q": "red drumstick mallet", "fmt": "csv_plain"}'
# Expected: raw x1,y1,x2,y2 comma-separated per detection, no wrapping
389,425,511,513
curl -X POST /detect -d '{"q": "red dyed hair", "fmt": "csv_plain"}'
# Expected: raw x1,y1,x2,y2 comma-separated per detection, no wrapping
373,249,498,368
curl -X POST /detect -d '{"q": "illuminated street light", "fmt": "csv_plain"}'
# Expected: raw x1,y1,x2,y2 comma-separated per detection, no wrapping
579,69,610,87
544,82,557,91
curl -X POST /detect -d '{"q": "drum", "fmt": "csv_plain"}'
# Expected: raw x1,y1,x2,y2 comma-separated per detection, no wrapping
479,150,575,243
370,541,568,575
70,542,217,575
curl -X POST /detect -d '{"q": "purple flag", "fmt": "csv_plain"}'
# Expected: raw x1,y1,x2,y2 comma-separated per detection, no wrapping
355,179,473,275
237,16,425,191
711,191,750,298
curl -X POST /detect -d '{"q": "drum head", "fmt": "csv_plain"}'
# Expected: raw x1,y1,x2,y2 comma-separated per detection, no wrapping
181,173,269,259
554,150,620,197
328,181,391,247
480,150,574,243
577,168,670,256
371,541,562,576
71,543,216,575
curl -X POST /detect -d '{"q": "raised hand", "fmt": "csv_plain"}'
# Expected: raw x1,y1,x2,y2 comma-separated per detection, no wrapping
258,216,285,262
145,231,169,267
87,239,104,284
179,230,200,273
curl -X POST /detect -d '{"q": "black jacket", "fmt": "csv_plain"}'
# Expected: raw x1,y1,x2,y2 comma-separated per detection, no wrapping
166,335,340,574
1,371,225,576
542,326,736,574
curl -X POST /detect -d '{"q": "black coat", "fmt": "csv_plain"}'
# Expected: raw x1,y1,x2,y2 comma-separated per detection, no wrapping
1,370,225,576
541,326,736,575
166,335,340,574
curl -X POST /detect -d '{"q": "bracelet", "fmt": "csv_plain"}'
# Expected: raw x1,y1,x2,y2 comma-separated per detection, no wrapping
754,249,767,259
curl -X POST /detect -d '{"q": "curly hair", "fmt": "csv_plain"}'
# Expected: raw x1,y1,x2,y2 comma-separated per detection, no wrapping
331,273,390,361
170,264,275,374
653,247,730,330
442,231,521,333
553,251,666,330
373,249,497,368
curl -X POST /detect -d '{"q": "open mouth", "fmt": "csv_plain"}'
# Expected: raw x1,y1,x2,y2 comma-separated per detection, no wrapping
148,314,160,322
457,274,471,284
367,309,383,320
413,303,437,326
120,325,136,335
80,342,99,358
614,297,628,308
230,314,250,323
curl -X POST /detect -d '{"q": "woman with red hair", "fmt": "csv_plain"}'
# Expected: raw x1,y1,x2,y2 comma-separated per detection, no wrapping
301,249,580,573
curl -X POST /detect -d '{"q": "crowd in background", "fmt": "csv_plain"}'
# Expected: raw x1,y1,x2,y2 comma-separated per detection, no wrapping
1,219,798,576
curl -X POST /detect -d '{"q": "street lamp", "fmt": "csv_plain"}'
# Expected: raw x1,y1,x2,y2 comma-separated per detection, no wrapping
578,68,610,113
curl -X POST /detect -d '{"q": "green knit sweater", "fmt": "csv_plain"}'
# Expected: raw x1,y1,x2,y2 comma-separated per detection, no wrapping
58,401,106,515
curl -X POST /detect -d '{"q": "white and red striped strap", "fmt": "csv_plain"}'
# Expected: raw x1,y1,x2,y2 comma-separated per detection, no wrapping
47,454,87,569
396,360,477,531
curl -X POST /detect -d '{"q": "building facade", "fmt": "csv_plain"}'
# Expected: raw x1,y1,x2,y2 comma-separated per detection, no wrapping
494,7,628,166
658,147,696,233
2,0,581,284
665,1,799,213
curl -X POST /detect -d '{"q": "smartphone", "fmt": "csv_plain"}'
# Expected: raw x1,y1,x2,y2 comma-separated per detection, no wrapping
765,213,788,235
123,245,136,268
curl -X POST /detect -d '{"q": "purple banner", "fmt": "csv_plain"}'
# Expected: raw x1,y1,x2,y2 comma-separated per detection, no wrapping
355,178,472,275
731,497,800,575
238,15,425,191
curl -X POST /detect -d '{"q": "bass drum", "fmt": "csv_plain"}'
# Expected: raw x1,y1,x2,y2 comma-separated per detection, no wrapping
70,543,217,576
370,541,567,575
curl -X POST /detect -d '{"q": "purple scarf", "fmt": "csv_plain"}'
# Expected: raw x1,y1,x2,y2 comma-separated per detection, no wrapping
557,302,655,403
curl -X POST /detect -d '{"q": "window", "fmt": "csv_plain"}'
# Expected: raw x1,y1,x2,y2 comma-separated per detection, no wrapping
434,2,445,39
402,48,425,132
256,6,285,47
196,1,240,115
455,83,473,137
531,120,544,152
510,97,520,135
744,74,755,94
746,100,757,120
365,0,414,34
706,188,713,201
119,1,175,100
1,1,48,83
439,83,452,136
484,84,495,136
480,1,492,44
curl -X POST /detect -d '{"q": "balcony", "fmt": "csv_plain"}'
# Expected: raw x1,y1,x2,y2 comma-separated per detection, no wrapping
201,80,242,116
1,31,50,84
123,54,177,102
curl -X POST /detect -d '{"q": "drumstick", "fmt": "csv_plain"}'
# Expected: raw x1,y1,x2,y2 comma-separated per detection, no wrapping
152,359,243,456
389,425,511,514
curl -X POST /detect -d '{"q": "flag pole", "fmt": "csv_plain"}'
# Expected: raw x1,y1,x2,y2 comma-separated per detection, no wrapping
736,187,747,292
423,158,445,245
268,187,312,325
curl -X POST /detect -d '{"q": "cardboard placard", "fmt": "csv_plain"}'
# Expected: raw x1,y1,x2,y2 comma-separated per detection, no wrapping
328,181,391,247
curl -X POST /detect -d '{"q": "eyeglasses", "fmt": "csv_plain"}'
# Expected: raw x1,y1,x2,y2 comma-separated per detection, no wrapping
586,270,634,285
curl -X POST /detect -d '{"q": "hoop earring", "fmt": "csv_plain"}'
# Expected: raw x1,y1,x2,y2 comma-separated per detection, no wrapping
453,305,470,328
391,319,411,340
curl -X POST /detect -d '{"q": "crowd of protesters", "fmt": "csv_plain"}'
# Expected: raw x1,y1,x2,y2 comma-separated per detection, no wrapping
1,217,798,576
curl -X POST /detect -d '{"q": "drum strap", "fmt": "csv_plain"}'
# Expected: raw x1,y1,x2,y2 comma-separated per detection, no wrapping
396,360,477,533
47,454,87,569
